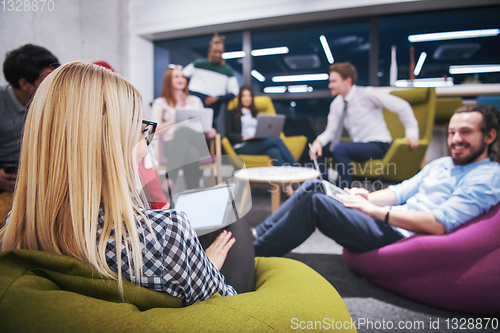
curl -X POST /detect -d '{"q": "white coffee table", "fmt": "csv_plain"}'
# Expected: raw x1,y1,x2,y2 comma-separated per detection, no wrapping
234,166,320,212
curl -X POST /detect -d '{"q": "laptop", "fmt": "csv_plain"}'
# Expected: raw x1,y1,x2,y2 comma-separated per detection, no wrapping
175,108,214,132
173,184,237,234
253,114,285,139
308,143,348,202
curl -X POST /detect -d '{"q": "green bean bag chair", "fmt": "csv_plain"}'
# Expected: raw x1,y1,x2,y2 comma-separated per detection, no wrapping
0,249,355,332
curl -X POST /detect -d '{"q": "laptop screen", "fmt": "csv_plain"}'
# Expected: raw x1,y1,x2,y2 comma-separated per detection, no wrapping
174,186,230,229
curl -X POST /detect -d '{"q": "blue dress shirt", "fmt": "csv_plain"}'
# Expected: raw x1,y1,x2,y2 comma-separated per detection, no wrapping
388,156,500,236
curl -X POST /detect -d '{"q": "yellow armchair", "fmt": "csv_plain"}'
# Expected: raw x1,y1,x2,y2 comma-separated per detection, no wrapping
435,97,462,124
351,87,436,182
223,96,307,168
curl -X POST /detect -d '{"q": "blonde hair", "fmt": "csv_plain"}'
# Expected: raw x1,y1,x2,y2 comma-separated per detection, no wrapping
161,67,189,107
0,62,150,293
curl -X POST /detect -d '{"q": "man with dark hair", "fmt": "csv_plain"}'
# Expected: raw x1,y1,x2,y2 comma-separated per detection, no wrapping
309,62,420,188
454,104,499,162
183,33,239,135
254,105,500,256
0,44,59,191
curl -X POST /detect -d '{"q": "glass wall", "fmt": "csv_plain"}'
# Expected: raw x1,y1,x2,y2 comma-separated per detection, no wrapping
250,21,370,94
378,6,500,86
153,32,243,99
153,4,500,162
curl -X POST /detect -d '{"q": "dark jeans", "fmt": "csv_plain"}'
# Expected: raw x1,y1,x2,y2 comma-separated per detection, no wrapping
318,141,390,188
235,137,296,166
198,219,255,294
253,179,404,256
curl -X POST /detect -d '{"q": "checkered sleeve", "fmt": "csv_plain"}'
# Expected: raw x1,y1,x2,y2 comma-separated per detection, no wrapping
99,208,237,307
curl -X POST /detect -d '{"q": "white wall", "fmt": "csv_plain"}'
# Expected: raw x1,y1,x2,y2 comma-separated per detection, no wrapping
129,0,419,36
0,0,128,85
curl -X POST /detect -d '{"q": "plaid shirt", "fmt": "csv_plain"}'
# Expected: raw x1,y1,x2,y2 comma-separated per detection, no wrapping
97,207,237,306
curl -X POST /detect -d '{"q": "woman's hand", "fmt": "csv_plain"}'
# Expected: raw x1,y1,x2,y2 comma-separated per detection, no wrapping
242,135,254,141
205,230,235,271
204,128,217,139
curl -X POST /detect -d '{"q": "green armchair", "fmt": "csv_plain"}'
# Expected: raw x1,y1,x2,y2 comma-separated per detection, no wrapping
0,249,356,332
351,87,436,182
223,96,307,169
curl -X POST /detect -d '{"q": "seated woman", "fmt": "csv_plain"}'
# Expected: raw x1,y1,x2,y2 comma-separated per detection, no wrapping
0,62,254,306
151,65,216,189
226,86,296,195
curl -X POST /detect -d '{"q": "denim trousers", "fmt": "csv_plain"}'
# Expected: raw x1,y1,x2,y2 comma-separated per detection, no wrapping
317,141,390,188
235,137,296,166
253,179,404,256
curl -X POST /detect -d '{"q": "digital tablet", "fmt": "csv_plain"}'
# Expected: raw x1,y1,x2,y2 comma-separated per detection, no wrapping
173,185,234,231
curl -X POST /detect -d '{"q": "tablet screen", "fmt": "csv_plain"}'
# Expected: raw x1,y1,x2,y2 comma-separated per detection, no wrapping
174,186,230,229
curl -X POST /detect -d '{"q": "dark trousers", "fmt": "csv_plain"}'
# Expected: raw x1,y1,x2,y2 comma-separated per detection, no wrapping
198,219,255,294
318,141,390,188
235,138,296,166
253,179,404,256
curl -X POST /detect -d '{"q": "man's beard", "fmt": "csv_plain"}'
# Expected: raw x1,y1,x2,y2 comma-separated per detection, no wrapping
450,141,488,165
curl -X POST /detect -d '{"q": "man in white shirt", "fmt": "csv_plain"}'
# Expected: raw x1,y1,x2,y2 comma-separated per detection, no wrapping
309,62,419,188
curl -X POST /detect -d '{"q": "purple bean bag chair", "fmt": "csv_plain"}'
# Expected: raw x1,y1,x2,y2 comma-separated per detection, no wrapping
343,202,500,314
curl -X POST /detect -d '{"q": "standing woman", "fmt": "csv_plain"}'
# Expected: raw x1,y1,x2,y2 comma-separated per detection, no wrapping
0,62,253,306
151,65,216,189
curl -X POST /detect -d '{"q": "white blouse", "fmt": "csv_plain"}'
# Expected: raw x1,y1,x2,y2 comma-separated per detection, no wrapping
240,108,258,138
151,95,204,141
234,108,258,149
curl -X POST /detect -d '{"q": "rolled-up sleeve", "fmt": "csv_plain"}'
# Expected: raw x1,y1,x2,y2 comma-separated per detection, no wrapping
388,162,430,205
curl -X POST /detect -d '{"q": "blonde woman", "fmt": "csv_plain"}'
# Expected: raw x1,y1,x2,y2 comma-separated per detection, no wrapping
0,62,254,306
152,65,216,189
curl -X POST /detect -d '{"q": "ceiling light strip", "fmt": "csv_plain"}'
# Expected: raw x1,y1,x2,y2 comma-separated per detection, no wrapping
413,52,427,76
263,86,287,93
222,51,246,59
408,29,500,43
251,70,266,82
272,73,329,82
449,64,500,74
319,35,334,64
251,47,289,57
288,85,313,93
